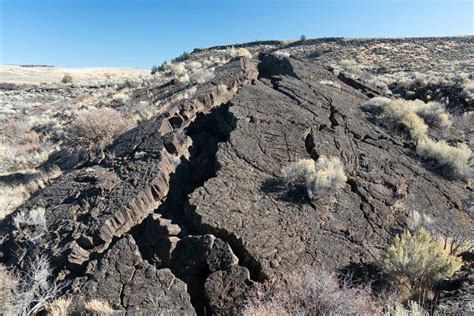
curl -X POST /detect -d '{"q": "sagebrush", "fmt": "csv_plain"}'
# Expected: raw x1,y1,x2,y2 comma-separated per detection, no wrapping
381,228,462,303
282,156,347,199
66,107,131,150
244,267,377,315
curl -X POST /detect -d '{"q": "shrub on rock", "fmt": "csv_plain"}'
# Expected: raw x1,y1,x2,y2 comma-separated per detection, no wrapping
66,107,131,150
244,267,377,315
282,156,347,199
225,47,252,59
362,97,471,179
416,138,471,179
381,228,462,302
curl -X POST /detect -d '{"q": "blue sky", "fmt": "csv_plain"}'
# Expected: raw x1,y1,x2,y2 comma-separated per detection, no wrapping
0,0,472,68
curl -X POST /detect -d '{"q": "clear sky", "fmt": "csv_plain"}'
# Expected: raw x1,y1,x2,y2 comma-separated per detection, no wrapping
0,0,472,69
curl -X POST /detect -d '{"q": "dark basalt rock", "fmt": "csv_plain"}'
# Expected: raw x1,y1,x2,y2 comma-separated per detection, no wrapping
0,57,257,314
69,234,195,314
0,52,471,315
204,266,254,315
186,54,471,282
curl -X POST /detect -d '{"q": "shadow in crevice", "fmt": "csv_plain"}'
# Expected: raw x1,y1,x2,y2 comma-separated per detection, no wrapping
260,178,309,203
339,261,384,290
131,102,241,315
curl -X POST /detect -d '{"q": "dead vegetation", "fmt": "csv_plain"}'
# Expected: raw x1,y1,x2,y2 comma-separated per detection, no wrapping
0,256,65,315
244,267,377,315
65,107,132,150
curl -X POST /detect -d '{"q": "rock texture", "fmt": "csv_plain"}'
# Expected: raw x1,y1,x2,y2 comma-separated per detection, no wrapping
186,54,471,282
0,51,472,314
69,234,194,314
0,57,257,314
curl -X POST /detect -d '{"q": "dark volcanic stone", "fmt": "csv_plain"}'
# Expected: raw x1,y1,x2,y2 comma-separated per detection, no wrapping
186,54,471,281
204,266,254,315
72,234,195,314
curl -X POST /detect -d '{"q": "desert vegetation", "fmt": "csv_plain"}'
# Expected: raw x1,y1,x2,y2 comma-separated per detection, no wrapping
381,228,462,304
65,107,131,150
0,256,65,315
244,267,377,315
0,37,472,315
362,97,472,178
244,224,463,315
225,47,253,59
61,74,73,84
282,156,347,199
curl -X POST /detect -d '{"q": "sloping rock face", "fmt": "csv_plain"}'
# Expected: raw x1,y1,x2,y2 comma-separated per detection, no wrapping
68,234,195,314
186,54,472,281
0,54,472,314
0,57,257,314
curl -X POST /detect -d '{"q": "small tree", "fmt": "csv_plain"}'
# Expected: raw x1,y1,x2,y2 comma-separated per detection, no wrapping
300,35,307,41
150,65,160,75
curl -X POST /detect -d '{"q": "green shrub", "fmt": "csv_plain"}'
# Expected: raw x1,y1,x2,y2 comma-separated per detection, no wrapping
311,46,325,58
171,51,191,63
381,228,462,302
150,65,160,75
61,74,73,83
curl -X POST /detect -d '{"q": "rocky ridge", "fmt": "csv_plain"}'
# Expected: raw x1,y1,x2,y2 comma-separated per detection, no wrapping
0,48,472,314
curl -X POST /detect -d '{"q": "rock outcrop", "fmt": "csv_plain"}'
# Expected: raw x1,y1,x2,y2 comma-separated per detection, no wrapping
187,53,471,281
0,57,258,314
68,234,195,314
0,52,471,314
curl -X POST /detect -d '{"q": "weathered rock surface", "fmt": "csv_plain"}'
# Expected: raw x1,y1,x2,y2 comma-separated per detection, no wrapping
69,234,195,314
186,54,472,281
204,266,254,314
0,51,472,314
0,57,257,314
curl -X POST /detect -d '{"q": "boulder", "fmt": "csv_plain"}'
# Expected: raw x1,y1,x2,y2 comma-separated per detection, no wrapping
71,234,195,314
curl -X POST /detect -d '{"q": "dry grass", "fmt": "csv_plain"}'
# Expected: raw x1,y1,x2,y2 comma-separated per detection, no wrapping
0,167,62,220
416,138,471,179
0,265,16,315
244,267,377,315
0,64,148,85
0,256,65,315
319,80,341,90
383,301,427,316
225,47,252,59
66,107,132,150
362,97,471,179
333,59,362,78
46,297,72,316
84,299,115,315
